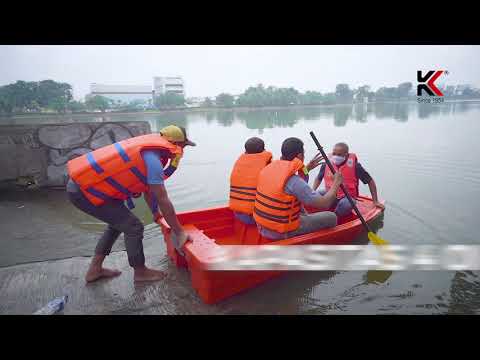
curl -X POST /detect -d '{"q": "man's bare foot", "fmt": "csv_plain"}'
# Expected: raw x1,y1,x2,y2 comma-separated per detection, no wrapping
85,267,122,283
134,266,166,282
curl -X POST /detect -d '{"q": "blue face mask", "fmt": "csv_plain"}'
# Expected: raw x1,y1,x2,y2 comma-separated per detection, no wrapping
331,155,346,165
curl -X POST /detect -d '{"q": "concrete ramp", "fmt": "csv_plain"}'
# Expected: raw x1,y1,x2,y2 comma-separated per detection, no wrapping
0,224,224,315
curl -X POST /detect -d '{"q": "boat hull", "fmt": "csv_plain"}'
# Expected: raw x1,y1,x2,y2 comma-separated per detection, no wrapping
159,195,384,304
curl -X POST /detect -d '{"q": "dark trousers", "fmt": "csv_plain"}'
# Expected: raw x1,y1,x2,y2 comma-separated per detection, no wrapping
67,190,145,268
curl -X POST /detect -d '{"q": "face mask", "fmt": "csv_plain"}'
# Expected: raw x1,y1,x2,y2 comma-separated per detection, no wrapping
331,155,345,165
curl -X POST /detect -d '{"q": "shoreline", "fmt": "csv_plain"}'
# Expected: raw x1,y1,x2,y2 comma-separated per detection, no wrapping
2,99,480,119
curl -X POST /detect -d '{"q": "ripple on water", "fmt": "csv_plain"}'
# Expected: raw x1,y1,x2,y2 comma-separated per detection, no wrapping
381,153,480,188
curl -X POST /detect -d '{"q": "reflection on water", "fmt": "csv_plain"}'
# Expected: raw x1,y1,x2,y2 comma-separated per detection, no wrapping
448,271,480,314
3,101,478,130
235,109,300,130
216,111,235,127
158,101,476,129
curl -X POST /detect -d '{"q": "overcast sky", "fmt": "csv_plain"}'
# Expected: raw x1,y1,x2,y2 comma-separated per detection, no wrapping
1,45,479,100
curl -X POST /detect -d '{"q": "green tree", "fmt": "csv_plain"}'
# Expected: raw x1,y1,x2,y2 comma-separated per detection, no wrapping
236,84,301,107
375,87,398,101
86,95,111,112
124,99,146,111
0,81,39,113
215,93,235,107
355,85,370,103
0,85,14,114
236,84,268,107
67,100,87,112
322,92,336,105
273,87,299,106
48,97,68,113
37,80,73,109
0,79,76,114
154,92,185,109
12,81,38,111
335,84,354,103
397,82,413,99
299,91,323,105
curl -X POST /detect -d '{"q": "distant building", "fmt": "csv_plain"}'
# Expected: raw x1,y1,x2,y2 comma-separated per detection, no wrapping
153,77,185,96
185,97,204,108
86,76,186,105
88,83,154,105
454,85,469,96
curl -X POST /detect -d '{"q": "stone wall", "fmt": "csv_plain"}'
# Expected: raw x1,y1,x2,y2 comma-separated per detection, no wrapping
0,121,151,187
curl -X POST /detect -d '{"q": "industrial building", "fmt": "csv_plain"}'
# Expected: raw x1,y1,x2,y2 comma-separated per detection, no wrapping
153,77,185,96
86,77,186,105
88,83,154,105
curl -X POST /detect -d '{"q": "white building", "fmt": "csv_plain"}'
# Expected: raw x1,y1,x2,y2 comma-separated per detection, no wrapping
88,83,154,105
185,97,204,108
454,85,469,96
153,77,185,96
87,76,186,105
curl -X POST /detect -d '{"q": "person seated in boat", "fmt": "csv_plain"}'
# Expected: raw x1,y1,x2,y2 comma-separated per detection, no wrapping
253,137,343,240
229,137,273,225
312,142,385,217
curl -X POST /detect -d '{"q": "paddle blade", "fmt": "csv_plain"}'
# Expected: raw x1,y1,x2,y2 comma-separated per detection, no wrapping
368,231,388,246
365,270,393,284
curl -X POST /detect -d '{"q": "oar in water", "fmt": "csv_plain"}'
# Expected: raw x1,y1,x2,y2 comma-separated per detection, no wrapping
309,131,388,246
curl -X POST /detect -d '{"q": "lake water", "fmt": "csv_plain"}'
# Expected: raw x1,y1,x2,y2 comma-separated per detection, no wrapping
2,101,480,314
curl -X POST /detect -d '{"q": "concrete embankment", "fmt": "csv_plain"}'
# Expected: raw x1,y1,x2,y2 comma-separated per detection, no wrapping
0,121,150,187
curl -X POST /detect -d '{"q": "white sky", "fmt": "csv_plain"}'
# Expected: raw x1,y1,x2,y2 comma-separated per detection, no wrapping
1,45,479,100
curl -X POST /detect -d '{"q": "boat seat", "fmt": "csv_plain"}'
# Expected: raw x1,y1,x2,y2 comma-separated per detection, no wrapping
233,218,272,245
234,218,260,245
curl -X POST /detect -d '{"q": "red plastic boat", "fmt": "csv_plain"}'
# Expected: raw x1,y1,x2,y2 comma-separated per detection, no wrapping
158,195,384,304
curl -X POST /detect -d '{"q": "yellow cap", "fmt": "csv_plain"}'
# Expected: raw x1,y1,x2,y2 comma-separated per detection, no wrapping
160,125,196,146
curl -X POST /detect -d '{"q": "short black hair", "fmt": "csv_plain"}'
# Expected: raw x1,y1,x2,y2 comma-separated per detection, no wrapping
335,142,349,152
281,137,304,160
245,137,265,154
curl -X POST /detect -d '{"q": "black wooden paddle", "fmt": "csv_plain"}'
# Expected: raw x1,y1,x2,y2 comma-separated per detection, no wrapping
309,131,387,245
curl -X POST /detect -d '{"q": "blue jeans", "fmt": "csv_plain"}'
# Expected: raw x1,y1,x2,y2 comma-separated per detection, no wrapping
318,189,355,217
234,211,256,225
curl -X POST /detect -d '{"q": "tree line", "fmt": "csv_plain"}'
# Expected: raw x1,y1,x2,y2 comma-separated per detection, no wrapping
0,80,74,114
1,79,480,115
210,83,480,108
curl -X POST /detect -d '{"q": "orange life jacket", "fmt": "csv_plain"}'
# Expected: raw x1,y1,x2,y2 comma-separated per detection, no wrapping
67,134,183,209
253,158,304,233
324,153,359,199
229,151,273,215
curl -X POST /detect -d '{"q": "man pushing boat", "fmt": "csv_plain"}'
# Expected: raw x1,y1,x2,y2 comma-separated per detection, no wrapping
253,137,343,240
66,125,195,283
